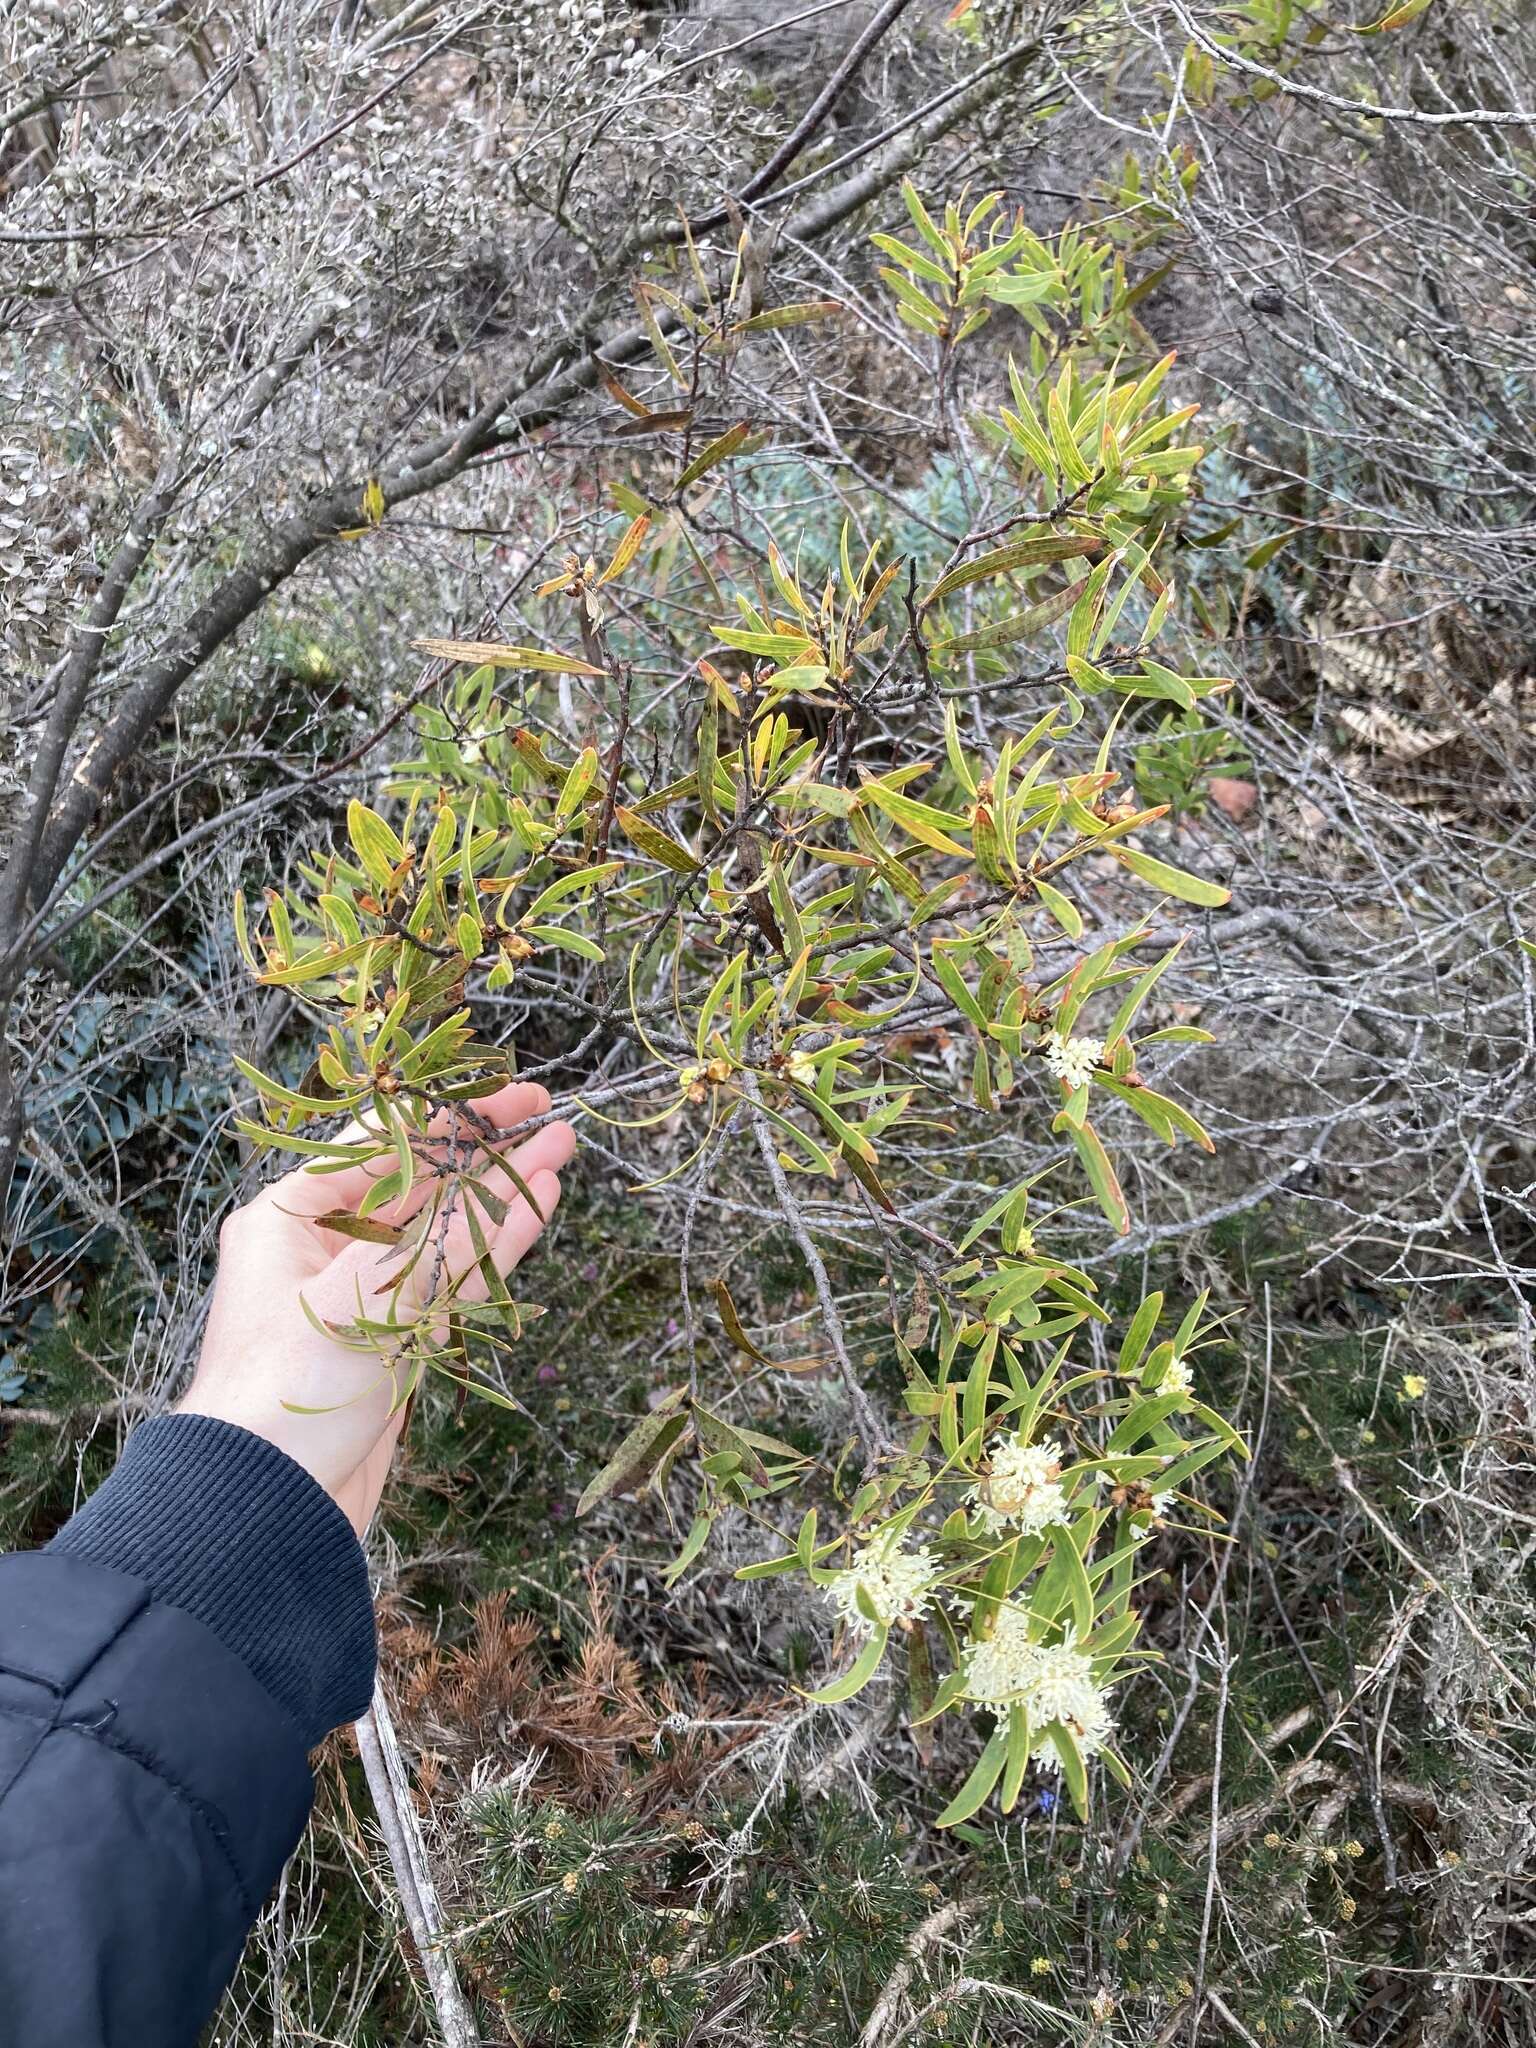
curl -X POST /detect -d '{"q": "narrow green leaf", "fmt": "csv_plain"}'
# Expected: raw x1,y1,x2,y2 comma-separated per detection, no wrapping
936,1721,1010,1827
576,1396,688,1516
1115,845,1231,907
1118,1292,1163,1377
930,944,988,1026
921,534,1101,607
808,1624,890,1704
412,636,606,677
1000,1705,1035,1813
1045,1721,1090,1817
932,575,1090,656
616,806,700,873
660,1512,714,1587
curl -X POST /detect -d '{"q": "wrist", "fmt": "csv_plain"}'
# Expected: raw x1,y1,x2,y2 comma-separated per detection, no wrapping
48,1412,378,1744
174,1387,327,1489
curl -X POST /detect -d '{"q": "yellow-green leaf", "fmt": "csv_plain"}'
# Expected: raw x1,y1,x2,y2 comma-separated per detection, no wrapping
1033,878,1082,938
412,637,606,677
556,747,601,820
616,806,700,873
921,534,1101,608
807,1624,890,1704
862,779,971,857
597,513,651,584
674,422,755,491
1356,0,1432,28
1115,846,1231,908
729,299,842,333
715,625,820,666
523,862,622,919
932,575,1090,656
1059,1115,1129,1234
523,923,607,962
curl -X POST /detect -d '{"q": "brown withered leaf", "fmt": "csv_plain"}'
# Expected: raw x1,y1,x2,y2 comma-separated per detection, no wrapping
307,1210,405,1244
576,1395,689,1517
297,1057,341,1104
842,1141,896,1214
613,410,695,438
714,1278,771,1363
598,367,652,418
902,1273,931,1347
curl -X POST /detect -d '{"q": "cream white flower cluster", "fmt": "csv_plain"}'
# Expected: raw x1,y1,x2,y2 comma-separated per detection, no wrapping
1156,1356,1193,1396
971,1431,1070,1534
1124,1485,1177,1542
1042,1029,1104,1090
966,1609,1114,1761
827,1534,939,1637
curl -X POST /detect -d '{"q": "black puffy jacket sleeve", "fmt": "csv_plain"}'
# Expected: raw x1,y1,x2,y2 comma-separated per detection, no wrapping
0,1414,378,2047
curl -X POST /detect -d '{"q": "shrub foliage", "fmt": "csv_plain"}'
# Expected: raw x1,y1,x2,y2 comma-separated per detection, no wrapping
234,189,1250,1820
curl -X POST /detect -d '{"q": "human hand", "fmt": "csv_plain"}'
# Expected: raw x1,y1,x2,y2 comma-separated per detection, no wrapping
178,1081,576,1535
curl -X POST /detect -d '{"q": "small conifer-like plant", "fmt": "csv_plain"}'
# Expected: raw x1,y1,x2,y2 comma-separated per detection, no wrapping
234,183,1248,1822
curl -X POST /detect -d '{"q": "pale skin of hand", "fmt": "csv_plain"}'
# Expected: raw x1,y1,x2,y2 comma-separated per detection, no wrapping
178,1081,577,1536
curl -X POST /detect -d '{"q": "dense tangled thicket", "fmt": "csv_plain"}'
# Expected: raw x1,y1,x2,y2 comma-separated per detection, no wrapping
3,3,1534,2044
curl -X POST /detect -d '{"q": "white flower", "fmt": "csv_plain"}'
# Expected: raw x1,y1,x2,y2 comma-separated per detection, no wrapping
1033,1686,1114,1768
1042,1029,1104,1090
1028,1641,1100,1723
1132,1489,1177,1543
964,1602,1040,1703
971,1431,1070,1534
1028,1643,1115,1763
827,1534,938,1636
1156,1357,1193,1396
965,1612,1116,1760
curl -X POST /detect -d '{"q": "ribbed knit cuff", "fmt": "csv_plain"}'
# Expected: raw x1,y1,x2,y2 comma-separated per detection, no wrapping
47,1414,377,1748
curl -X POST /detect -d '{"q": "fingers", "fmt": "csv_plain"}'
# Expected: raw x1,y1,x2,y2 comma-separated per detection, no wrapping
269,1080,557,1226
449,1168,564,1308
392,1134,570,1319
314,1122,574,1324
442,1116,577,1231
